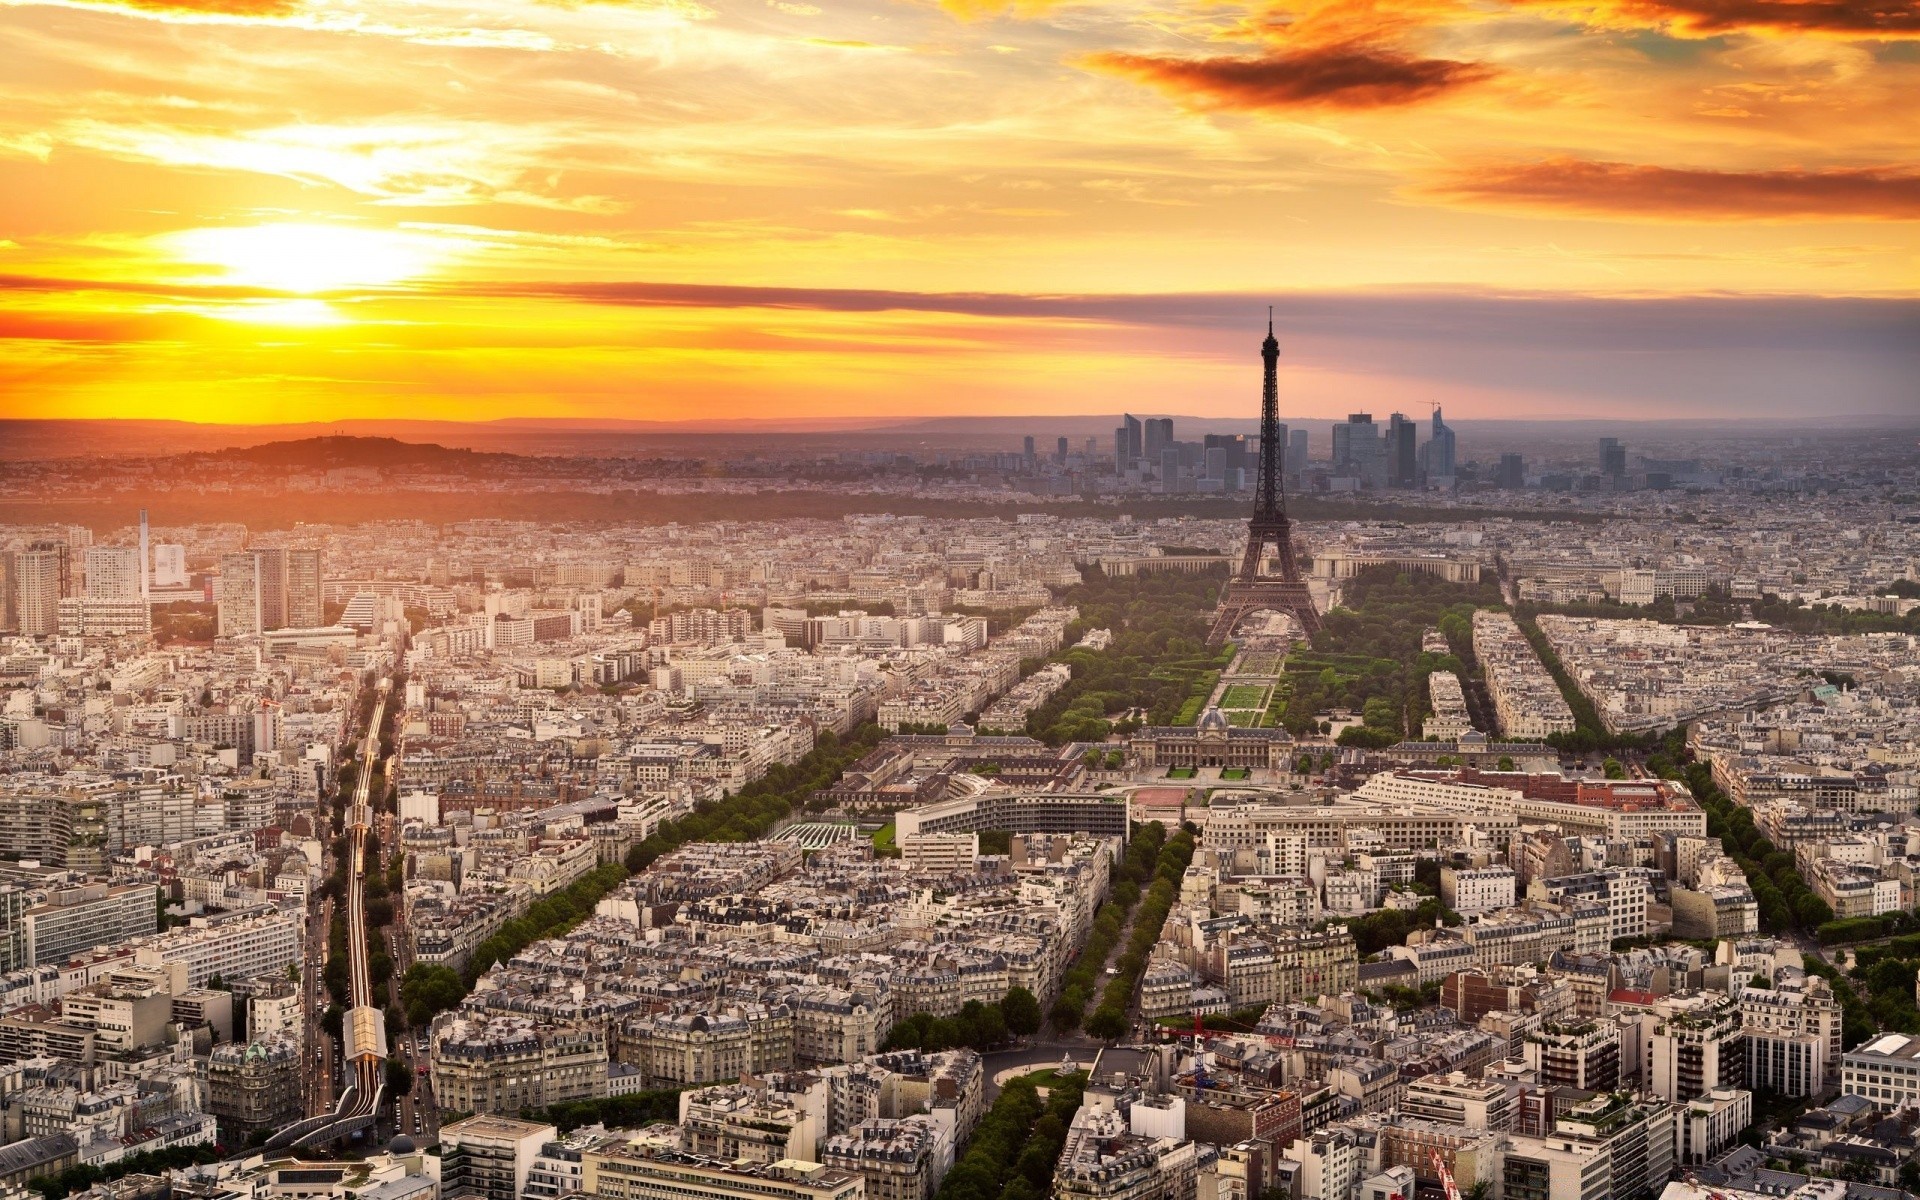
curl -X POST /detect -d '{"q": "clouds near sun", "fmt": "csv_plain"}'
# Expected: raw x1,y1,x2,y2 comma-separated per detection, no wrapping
0,0,1915,423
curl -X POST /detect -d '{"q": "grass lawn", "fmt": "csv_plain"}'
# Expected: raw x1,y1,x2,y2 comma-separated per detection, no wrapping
870,823,895,853
1221,767,1250,780
1220,683,1269,709
1167,766,1196,779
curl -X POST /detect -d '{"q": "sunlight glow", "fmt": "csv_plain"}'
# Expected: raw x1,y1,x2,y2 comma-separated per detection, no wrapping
168,223,449,293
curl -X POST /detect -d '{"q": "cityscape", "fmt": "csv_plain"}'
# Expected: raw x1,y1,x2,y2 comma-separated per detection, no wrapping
0,320,1916,1200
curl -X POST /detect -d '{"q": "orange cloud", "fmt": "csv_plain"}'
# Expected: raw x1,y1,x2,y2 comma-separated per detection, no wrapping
45,0,303,15
1511,0,1920,36
1080,43,1494,110
1423,159,1920,221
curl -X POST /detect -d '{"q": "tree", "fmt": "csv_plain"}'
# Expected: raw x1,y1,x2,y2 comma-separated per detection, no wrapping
386,1055,414,1096
1497,756,1515,772
1001,987,1043,1037
1602,757,1626,779
1084,1005,1127,1041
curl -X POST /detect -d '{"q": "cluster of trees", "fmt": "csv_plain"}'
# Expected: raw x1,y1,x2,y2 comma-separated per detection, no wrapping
30,1143,223,1199
534,1086,687,1131
465,861,631,983
1022,569,1230,745
932,1071,1085,1200
1277,568,1499,740
1507,607,1660,755
1086,827,1196,1041
401,962,467,1028
624,722,885,836
1343,897,1462,957
881,988,1043,1053
1682,759,1833,933
1050,823,1169,1032
1842,940,1920,1037
1800,957,1879,1051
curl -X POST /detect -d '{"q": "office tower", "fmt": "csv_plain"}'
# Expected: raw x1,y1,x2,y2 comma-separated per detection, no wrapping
1142,417,1173,465
1497,453,1526,489
152,545,188,588
1334,414,1384,487
1287,428,1309,476
217,552,262,638
1426,405,1456,481
1121,414,1143,465
1056,436,1069,464
138,509,151,602
16,542,70,637
0,553,15,633
1204,433,1249,476
284,549,325,628
1022,435,1036,467
1599,437,1627,476
1209,314,1320,642
1084,436,1096,457
84,546,143,601
1386,412,1418,488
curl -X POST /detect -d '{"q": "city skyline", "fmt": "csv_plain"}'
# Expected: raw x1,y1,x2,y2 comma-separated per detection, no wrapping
3,0,1917,422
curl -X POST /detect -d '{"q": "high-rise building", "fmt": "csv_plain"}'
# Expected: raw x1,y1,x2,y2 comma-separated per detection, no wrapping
1287,428,1309,477
1022,435,1036,466
1117,414,1144,465
217,552,262,638
1386,412,1418,488
84,546,143,601
1333,415,1383,487
1425,405,1457,481
1056,436,1069,464
1598,437,1627,476
15,542,70,637
0,552,16,633
1143,417,1173,464
152,544,188,587
284,549,325,628
254,547,288,629
1497,453,1526,489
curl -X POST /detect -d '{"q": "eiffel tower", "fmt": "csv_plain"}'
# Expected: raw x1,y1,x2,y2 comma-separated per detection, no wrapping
1208,312,1322,644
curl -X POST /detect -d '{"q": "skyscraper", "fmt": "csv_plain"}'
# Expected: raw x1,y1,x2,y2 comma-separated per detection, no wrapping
84,546,144,601
1022,435,1036,467
1599,437,1627,476
284,549,325,628
217,552,262,638
16,542,70,637
1425,405,1457,482
1498,453,1526,489
1116,414,1143,466
1143,417,1173,464
1334,414,1384,487
1056,436,1069,464
1287,428,1309,477
254,547,289,630
1386,412,1418,488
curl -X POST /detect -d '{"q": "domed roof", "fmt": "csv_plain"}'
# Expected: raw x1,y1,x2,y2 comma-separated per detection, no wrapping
389,1135,416,1155
1197,707,1231,732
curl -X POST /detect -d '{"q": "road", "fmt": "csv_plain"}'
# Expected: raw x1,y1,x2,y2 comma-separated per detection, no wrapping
269,674,393,1150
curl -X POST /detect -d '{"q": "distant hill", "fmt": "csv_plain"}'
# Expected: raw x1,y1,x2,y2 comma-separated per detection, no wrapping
204,436,521,470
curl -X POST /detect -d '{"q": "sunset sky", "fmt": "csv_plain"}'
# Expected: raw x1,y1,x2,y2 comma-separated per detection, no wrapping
1,0,1915,423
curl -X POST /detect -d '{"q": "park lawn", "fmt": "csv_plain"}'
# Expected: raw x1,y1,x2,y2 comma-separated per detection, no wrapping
1167,766,1197,780
1221,767,1250,780
870,823,895,853
1220,683,1269,709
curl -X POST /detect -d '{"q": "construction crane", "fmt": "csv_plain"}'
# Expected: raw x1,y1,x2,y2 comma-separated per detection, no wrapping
1429,1148,1462,1200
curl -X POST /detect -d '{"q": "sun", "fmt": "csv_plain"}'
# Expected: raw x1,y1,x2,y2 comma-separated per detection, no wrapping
167,222,450,293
